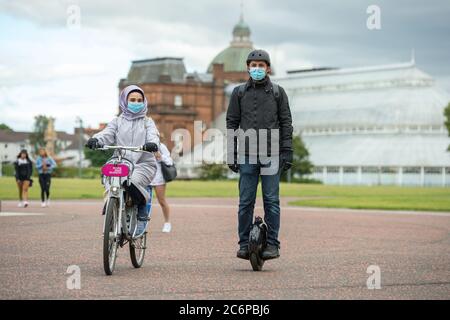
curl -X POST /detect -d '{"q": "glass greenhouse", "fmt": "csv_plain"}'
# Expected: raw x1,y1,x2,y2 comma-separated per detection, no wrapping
176,60,450,186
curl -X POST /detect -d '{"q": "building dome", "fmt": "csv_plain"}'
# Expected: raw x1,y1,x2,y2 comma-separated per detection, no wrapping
232,20,251,38
207,15,253,73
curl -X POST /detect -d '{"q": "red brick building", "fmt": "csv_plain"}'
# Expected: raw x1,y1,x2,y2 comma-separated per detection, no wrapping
118,15,254,151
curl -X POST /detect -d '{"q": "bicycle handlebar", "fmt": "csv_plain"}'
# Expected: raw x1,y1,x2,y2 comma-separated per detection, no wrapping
96,145,147,152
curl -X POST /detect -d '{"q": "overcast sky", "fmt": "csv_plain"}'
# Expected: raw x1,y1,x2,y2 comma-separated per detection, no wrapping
1,0,449,133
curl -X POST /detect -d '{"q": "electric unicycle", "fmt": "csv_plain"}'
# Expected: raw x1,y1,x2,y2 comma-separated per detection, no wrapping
248,216,268,271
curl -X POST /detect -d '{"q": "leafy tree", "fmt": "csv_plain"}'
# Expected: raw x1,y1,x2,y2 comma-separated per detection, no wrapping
29,115,49,153
445,102,450,151
0,123,13,131
84,147,113,167
281,134,313,182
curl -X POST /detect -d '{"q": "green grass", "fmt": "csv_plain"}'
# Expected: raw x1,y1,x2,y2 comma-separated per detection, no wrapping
286,184,450,212
0,177,104,200
1,177,449,212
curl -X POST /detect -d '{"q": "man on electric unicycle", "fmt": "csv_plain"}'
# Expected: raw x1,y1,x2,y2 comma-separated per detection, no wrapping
226,49,294,263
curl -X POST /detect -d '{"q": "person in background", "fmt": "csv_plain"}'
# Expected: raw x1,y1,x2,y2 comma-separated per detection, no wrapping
14,149,33,208
35,148,57,207
150,133,173,233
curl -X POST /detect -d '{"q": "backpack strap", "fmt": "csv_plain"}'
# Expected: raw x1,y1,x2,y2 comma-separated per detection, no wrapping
237,82,281,108
237,83,247,100
272,83,281,107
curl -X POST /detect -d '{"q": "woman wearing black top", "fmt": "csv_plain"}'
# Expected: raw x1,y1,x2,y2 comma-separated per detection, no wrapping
14,149,33,208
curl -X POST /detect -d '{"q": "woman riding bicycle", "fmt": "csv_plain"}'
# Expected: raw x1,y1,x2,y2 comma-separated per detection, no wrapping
86,85,159,237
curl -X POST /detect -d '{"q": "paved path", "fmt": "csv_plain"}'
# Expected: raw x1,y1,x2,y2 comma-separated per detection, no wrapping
0,198,449,299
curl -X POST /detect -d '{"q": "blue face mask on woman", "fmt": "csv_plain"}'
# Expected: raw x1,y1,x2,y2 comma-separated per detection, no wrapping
127,102,145,113
249,67,266,81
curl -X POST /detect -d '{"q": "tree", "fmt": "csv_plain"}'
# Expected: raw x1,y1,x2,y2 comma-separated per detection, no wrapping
29,115,49,153
445,102,450,151
84,147,113,167
281,134,313,182
0,123,13,132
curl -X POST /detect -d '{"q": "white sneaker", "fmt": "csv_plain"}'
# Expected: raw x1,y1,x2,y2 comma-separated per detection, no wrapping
41,202,47,208
45,200,50,207
162,222,172,233
18,202,24,208
23,202,29,208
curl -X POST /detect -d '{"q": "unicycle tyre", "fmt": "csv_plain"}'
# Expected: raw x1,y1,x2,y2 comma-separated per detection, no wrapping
248,216,267,272
249,251,264,271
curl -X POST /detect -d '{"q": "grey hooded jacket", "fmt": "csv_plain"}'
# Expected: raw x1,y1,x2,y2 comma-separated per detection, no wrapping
93,115,160,203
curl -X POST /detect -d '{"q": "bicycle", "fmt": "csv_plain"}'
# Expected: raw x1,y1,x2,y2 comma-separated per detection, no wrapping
97,145,153,275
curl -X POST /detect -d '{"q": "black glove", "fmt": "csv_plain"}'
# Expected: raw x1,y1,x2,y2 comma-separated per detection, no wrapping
228,151,239,173
280,150,293,172
85,138,102,150
142,142,158,152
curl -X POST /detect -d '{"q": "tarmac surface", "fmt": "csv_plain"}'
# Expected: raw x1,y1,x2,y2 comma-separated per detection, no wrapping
0,198,449,299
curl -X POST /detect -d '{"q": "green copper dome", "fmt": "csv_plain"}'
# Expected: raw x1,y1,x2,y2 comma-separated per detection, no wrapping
232,20,250,38
207,15,253,73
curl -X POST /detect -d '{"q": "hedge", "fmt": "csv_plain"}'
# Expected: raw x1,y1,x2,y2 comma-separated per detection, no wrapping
1,163,101,179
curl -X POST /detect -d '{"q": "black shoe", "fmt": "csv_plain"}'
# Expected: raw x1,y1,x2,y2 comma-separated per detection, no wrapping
261,244,280,260
237,246,249,260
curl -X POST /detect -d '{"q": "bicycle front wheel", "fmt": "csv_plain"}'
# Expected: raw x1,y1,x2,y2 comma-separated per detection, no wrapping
129,232,147,268
103,197,119,275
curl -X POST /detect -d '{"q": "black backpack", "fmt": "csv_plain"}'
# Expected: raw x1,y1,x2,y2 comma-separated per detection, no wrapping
236,82,281,108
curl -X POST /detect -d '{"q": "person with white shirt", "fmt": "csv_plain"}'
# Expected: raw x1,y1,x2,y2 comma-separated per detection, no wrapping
150,135,173,233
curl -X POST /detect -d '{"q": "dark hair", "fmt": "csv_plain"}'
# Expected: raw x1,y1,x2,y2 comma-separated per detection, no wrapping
127,89,144,100
39,148,48,158
17,149,31,161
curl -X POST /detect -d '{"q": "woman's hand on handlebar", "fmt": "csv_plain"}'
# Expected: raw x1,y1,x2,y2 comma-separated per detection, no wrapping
85,138,103,150
142,142,158,152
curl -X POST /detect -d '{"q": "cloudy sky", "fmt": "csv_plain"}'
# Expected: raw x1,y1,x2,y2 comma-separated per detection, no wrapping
1,0,449,133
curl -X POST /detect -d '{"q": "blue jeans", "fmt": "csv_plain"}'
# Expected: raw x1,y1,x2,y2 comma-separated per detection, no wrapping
137,186,153,221
238,156,281,248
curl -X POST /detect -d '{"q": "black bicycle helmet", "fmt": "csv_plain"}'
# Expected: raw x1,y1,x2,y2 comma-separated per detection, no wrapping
246,49,271,66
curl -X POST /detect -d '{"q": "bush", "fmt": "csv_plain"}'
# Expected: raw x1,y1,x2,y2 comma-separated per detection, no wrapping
197,162,228,180
1,163,15,177
52,166,101,179
84,147,114,167
1,163,101,179
291,177,322,184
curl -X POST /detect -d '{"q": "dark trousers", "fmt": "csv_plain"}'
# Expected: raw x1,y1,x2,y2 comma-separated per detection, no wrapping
122,182,147,221
238,156,281,248
38,173,52,202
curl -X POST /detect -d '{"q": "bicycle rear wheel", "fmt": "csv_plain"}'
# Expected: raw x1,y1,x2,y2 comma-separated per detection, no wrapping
103,198,119,275
130,231,147,268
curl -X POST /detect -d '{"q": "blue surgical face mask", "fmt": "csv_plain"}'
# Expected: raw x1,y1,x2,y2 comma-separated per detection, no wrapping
127,102,145,113
249,67,266,81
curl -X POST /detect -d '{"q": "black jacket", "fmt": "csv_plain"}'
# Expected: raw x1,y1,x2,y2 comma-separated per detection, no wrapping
14,159,33,180
226,77,293,157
